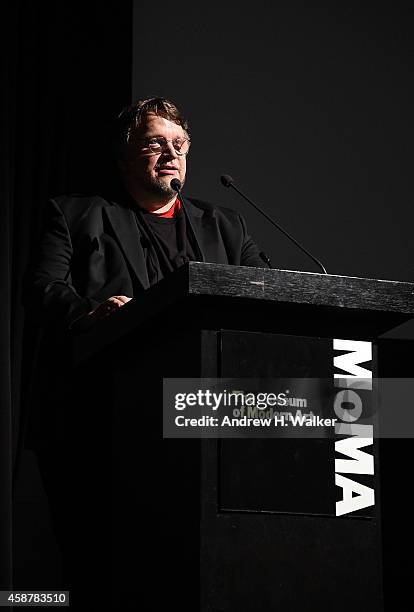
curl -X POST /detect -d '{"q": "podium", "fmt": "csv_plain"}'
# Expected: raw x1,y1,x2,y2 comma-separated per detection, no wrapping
72,263,414,611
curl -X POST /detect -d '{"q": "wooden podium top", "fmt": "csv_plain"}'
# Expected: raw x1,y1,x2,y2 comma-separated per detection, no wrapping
73,263,414,363
184,263,414,314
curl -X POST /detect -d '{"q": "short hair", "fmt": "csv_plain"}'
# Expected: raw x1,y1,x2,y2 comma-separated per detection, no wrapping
114,96,190,160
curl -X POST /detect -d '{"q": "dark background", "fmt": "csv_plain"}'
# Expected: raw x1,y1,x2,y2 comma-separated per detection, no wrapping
133,4,414,281
1,0,133,595
1,0,413,607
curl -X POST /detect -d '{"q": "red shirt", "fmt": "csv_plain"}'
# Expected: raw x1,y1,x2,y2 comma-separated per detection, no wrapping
150,197,181,218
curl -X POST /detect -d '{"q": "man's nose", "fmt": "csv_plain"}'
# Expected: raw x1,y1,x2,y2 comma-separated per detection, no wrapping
163,141,179,158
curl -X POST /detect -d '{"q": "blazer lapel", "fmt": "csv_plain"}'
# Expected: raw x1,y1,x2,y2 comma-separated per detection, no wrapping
183,198,229,264
104,204,150,290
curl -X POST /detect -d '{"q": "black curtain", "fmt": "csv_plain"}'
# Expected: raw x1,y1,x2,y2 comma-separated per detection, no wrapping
1,1,132,588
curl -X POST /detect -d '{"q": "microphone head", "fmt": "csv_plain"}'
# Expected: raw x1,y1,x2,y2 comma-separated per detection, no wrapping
170,178,182,192
220,174,234,188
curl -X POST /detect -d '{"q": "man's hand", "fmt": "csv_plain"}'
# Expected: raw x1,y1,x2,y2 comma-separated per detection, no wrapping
88,295,132,321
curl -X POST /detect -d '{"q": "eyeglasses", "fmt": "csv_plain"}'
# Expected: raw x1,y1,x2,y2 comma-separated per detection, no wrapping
138,136,191,156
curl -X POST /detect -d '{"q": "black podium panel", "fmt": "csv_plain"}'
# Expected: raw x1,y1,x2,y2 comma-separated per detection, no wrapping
220,438,334,515
105,329,203,610
219,331,336,516
201,329,382,612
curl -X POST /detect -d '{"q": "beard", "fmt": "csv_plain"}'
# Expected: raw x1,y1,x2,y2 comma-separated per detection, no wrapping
141,173,186,199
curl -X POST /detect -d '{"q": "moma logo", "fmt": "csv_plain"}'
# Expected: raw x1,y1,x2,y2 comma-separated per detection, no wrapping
333,339,374,517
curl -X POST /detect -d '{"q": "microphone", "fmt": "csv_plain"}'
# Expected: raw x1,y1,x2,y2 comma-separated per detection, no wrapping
170,178,182,193
220,174,328,274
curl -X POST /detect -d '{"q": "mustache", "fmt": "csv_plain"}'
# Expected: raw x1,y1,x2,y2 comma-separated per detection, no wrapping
155,162,179,170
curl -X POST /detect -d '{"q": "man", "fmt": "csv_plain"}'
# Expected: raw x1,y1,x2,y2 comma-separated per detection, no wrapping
27,97,266,331
22,97,268,607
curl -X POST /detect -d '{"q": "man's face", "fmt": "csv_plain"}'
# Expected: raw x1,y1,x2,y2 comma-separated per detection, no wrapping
122,113,188,200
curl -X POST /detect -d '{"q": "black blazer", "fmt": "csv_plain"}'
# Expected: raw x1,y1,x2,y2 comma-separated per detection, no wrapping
25,194,266,328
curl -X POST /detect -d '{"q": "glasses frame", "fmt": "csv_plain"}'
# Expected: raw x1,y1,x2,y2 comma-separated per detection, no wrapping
136,136,191,156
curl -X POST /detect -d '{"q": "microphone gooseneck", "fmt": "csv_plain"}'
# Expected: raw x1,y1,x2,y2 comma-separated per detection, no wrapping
170,178,205,263
220,174,328,274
